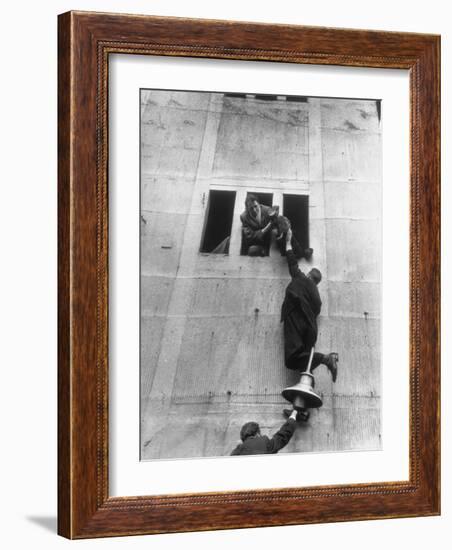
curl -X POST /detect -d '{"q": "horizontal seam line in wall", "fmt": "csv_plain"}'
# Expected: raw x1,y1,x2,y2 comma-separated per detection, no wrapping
141,312,381,319
141,104,309,114
167,391,381,406
140,273,381,283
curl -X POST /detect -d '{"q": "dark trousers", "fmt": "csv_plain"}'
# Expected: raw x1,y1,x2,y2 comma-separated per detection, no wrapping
286,351,325,372
284,312,321,372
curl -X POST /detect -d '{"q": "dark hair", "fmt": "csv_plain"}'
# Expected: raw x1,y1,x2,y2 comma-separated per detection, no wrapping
240,421,260,441
245,194,259,208
309,268,322,284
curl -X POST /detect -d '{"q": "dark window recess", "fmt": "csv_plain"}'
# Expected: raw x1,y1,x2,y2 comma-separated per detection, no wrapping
285,95,308,103
224,92,247,99
200,190,236,254
254,94,278,101
240,192,273,256
283,194,309,251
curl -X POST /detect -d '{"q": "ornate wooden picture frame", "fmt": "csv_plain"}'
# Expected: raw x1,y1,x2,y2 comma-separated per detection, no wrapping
58,11,440,538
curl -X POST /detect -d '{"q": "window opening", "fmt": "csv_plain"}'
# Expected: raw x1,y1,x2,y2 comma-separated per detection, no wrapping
282,194,310,253
254,94,278,101
285,95,308,103
200,190,236,254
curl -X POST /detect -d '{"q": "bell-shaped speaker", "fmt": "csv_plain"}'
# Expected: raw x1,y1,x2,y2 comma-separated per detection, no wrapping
281,372,323,409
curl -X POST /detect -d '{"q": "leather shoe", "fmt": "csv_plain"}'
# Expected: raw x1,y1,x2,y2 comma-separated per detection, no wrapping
326,352,339,382
283,408,310,422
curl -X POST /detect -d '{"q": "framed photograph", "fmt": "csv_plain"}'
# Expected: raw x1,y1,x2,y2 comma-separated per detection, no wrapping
58,11,440,538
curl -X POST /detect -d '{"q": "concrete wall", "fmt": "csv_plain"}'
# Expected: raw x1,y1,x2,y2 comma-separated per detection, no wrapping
140,90,381,459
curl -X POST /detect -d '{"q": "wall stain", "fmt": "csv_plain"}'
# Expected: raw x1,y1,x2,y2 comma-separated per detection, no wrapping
344,120,360,131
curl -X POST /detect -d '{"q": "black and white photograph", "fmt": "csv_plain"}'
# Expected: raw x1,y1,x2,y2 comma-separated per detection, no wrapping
1,0,447,547
140,89,382,460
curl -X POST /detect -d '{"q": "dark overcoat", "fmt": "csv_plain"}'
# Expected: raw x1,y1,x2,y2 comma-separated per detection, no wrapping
240,204,274,246
230,419,296,455
281,250,322,368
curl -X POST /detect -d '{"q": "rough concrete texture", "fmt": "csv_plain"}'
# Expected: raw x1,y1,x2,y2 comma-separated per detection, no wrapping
140,91,382,459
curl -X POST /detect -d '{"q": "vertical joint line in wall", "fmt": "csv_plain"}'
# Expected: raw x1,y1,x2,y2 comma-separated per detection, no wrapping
185,93,221,273
144,92,224,426
308,98,329,316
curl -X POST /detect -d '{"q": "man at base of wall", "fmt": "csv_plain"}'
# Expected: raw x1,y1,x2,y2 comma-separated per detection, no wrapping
230,410,301,455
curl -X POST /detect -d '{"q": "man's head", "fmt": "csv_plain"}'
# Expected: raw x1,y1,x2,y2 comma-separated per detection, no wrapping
245,194,260,218
240,421,260,442
308,268,322,285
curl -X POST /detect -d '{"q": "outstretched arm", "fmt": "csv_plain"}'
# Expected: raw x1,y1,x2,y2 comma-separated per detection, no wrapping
241,213,272,243
267,418,296,453
242,223,272,243
286,228,302,278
